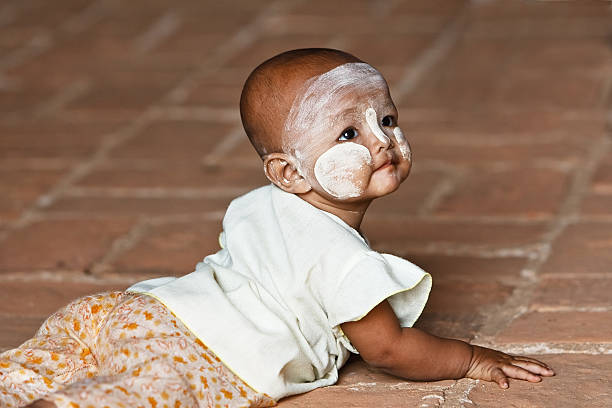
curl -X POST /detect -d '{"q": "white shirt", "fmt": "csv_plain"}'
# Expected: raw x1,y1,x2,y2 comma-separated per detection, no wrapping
127,184,431,400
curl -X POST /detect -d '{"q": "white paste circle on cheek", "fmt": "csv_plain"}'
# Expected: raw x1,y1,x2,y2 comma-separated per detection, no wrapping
365,108,390,145
393,127,411,160
314,143,373,199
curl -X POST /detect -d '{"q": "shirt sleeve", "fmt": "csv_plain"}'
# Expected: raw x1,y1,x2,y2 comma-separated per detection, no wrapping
323,251,432,330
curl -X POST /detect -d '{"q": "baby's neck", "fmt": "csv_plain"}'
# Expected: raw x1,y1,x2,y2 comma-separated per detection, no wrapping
297,191,371,232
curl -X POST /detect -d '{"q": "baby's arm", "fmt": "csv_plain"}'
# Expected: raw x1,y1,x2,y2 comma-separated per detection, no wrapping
340,300,554,388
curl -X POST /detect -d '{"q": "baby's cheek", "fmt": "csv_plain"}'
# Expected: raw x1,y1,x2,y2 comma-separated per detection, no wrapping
314,143,373,199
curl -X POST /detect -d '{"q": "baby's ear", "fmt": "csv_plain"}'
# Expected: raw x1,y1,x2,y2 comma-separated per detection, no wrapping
263,153,311,194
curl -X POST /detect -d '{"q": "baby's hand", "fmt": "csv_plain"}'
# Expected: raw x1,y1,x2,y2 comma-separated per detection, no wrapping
465,345,554,389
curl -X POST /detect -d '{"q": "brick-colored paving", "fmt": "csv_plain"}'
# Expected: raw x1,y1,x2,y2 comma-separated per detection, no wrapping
1,0,611,406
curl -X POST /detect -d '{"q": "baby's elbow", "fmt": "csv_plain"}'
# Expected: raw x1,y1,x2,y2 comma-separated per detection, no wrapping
360,342,398,370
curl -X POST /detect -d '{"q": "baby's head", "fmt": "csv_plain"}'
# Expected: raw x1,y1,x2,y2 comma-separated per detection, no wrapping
240,48,411,206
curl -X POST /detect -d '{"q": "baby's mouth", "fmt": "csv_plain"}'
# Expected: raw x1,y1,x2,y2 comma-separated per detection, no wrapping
374,152,396,171
376,159,393,171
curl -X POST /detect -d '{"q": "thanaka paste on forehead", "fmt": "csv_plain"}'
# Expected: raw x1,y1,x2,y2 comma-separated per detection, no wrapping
283,62,387,152
314,142,372,199
365,107,391,145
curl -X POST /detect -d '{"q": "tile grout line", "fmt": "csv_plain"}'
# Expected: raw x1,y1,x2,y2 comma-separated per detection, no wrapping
0,2,20,28
12,211,225,224
63,186,255,199
149,105,239,123
61,0,117,35
131,10,182,55
540,271,612,280
0,158,77,171
529,305,612,313
379,242,546,259
392,2,468,105
201,126,249,167
416,169,467,217
479,342,612,356
0,33,54,72
0,270,148,285
33,78,92,119
88,220,152,277
371,213,553,224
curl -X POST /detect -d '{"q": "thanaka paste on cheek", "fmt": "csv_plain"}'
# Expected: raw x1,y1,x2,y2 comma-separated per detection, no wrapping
393,127,411,160
365,108,390,145
314,143,373,199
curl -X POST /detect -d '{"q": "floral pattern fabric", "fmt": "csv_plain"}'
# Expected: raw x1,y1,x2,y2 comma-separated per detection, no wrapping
0,292,275,408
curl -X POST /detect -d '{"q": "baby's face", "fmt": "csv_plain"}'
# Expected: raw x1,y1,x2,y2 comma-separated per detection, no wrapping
283,63,411,202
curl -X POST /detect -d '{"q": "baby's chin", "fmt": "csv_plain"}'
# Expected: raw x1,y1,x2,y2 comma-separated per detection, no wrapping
326,176,404,204
369,163,409,195
367,177,403,199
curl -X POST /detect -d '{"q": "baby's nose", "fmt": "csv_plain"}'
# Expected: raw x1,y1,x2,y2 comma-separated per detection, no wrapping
364,108,392,149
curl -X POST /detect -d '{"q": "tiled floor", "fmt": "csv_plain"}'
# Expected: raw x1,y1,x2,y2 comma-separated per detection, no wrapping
1,0,611,406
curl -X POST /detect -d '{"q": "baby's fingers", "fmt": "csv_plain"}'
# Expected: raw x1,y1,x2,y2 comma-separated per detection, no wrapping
501,364,542,383
491,367,509,389
512,359,555,377
511,355,550,367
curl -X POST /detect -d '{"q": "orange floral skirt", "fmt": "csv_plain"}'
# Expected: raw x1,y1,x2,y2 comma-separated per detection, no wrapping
0,292,275,408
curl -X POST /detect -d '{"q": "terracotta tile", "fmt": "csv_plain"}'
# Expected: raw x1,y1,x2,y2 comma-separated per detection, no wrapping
496,311,612,343
540,222,612,276
110,219,222,277
532,278,612,309
0,169,68,221
434,168,569,217
0,219,134,273
108,120,235,160
77,162,268,189
0,315,46,351
47,196,233,217
363,218,547,250
0,281,127,317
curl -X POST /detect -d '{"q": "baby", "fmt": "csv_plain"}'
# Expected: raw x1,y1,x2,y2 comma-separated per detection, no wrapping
1,48,554,408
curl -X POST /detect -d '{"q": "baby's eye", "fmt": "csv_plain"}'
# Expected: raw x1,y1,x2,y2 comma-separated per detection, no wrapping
381,115,395,127
338,128,358,141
